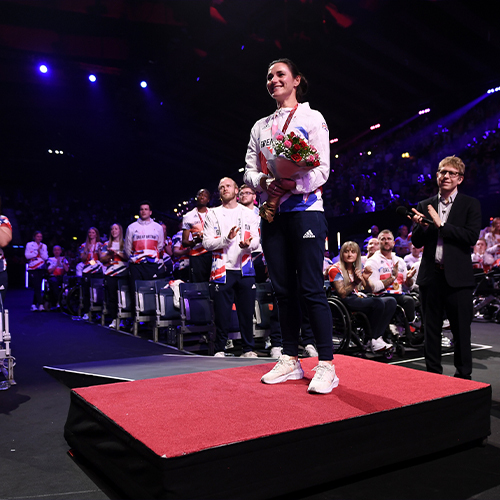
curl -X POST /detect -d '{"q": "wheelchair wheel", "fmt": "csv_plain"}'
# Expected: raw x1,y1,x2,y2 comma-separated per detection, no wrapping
328,298,351,353
64,286,82,316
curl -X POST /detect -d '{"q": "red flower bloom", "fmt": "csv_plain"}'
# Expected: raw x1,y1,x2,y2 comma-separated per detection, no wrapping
313,160,320,166
291,153,302,162
289,132,295,137
293,144,301,151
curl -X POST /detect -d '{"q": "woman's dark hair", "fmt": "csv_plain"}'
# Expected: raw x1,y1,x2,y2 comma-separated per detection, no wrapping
32,230,42,239
268,58,308,102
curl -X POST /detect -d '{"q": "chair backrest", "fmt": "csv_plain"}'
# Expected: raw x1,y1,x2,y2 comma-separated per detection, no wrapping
135,279,159,314
118,280,132,311
179,282,212,324
156,285,182,320
254,282,274,329
90,278,105,305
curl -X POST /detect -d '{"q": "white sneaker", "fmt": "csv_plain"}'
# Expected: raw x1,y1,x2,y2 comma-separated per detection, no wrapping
261,355,304,384
270,346,283,358
442,319,451,329
369,337,387,353
30,304,37,312
240,351,258,358
308,362,339,394
38,304,45,312
82,313,89,321
441,335,452,348
376,336,392,349
214,351,226,357
108,320,117,329
303,344,319,358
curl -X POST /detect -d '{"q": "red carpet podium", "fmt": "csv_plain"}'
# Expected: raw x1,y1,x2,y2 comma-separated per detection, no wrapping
64,355,491,499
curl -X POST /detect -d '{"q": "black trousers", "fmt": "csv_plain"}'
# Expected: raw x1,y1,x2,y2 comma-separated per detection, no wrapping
189,252,212,283
211,271,256,354
105,271,129,318
419,270,474,379
29,268,45,306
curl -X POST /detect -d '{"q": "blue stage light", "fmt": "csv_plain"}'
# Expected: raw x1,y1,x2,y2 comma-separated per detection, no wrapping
89,74,97,82
140,81,147,88
39,64,48,74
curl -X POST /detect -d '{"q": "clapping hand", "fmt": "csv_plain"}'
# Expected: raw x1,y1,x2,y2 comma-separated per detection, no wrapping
228,226,240,240
353,268,363,284
362,265,373,281
407,266,417,280
239,236,253,249
392,261,399,279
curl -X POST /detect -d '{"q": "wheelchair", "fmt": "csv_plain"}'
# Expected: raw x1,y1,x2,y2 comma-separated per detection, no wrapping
325,282,394,359
472,267,500,323
59,275,83,316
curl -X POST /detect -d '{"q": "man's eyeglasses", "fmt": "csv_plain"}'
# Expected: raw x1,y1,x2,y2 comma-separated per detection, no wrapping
437,170,461,178
239,191,254,196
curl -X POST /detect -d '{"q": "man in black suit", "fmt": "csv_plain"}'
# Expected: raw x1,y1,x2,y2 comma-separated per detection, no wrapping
411,156,481,379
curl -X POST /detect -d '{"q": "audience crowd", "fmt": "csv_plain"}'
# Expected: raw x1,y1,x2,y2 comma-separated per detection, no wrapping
1,90,499,353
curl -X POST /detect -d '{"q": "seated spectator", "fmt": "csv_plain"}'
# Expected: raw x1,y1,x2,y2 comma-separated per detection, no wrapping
366,230,417,324
404,243,422,269
484,217,500,248
361,237,379,265
329,241,396,353
100,223,128,328
46,245,69,308
79,227,104,320
471,238,495,272
25,231,48,311
394,224,411,257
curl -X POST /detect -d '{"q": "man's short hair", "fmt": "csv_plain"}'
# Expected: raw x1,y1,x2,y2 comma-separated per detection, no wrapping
140,200,152,210
239,184,255,194
218,177,238,190
197,189,210,197
378,229,394,240
438,155,465,176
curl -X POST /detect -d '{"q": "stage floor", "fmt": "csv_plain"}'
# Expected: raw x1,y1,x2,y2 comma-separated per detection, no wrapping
63,354,492,499
44,353,274,388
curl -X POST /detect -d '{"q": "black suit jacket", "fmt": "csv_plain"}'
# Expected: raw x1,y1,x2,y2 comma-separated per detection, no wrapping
411,192,481,288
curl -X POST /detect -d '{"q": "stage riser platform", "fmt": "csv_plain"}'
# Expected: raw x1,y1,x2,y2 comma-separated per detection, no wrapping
63,355,491,499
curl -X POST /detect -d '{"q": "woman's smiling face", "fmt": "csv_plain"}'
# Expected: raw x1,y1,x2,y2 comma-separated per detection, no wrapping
266,62,300,102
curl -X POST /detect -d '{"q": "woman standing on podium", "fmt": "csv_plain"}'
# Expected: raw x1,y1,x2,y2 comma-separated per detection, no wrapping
244,58,337,394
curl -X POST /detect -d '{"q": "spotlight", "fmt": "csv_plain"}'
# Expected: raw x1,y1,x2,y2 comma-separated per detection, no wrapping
39,64,48,74
418,108,431,115
140,81,148,88
369,123,380,131
487,87,500,94
89,74,97,82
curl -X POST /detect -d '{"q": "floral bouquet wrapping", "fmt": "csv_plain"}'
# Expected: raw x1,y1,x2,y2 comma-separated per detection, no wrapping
260,132,321,222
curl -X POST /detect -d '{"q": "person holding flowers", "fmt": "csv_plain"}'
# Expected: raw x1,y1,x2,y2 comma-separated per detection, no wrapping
244,58,337,394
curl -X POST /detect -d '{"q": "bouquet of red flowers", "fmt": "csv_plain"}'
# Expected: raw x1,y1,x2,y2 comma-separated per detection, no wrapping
259,132,321,222
274,131,320,167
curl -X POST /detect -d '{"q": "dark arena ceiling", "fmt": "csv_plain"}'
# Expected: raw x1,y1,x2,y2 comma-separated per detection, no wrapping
1,0,499,210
